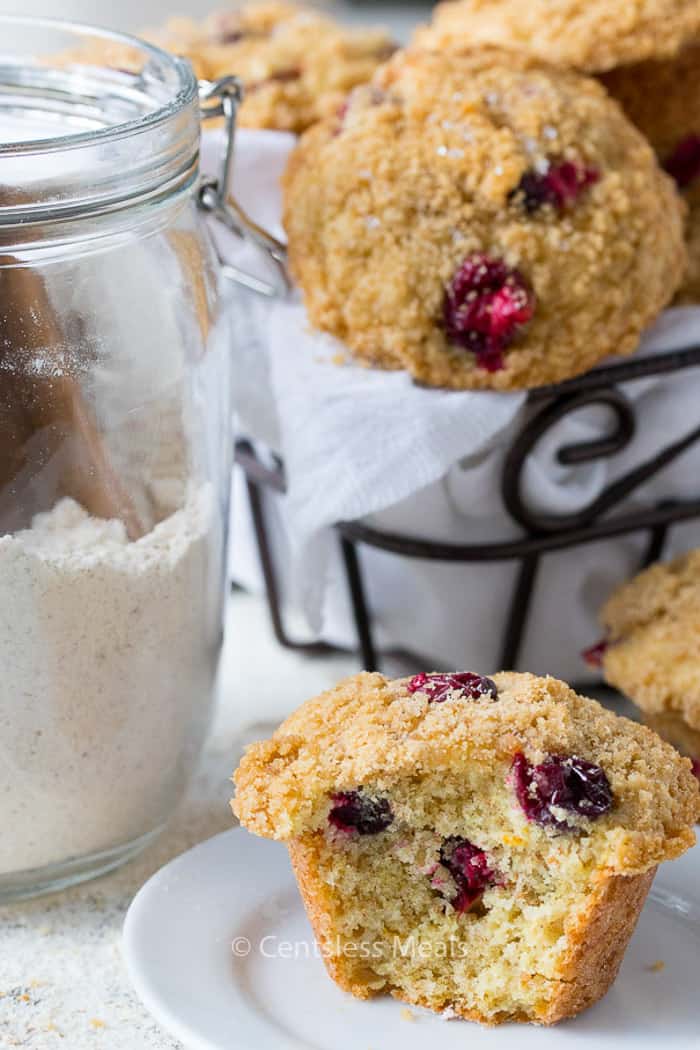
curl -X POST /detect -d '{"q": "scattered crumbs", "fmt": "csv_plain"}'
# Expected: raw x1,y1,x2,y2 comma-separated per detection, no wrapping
89,1018,106,1028
647,960,665,973
400,1008,416,1023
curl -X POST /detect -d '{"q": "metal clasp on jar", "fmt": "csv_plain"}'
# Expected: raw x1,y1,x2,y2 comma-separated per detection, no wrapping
198,76,290,297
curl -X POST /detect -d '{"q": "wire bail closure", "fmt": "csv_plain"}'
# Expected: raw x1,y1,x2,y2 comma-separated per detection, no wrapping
198,75,289,297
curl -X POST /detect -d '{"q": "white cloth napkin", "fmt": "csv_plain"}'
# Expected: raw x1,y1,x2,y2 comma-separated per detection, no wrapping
203,129,700,680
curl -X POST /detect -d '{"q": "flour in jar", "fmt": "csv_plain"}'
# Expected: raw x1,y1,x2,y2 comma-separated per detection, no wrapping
0,483,221,874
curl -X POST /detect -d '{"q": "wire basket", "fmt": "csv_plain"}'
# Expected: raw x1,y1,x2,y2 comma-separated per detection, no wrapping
234,344,700,687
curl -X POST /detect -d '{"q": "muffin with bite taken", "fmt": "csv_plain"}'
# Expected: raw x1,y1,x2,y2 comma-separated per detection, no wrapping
233,670,699,1024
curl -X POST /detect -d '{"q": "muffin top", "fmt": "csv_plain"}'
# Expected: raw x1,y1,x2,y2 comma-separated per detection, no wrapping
233,670,699,870
283,47,685,390
146,2,395,133
414,0,700,73
600,550,700,731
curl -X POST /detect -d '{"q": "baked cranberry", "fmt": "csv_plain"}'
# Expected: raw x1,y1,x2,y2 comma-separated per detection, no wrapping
664,135,700,189
511,161,599,214
511,752,613,829
443,254,535,371
207,13,272,44
215,29,246,44
329,790,393,834
248,67,302,93
373,42,399,61
582,639,609,669
207,14,250,44
439,837,500,913
691,757,700,782
407,671,498,703
333,87,387,135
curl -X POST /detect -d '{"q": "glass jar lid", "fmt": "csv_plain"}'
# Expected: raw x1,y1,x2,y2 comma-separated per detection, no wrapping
0,16,199,239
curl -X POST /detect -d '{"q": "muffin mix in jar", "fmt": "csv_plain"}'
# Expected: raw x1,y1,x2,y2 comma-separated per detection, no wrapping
0,19,232,900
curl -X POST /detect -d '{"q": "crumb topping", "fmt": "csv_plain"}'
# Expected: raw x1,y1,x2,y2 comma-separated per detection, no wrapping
283,47,685,390
415,1,700,73
145,2,395,133
233,670,699,870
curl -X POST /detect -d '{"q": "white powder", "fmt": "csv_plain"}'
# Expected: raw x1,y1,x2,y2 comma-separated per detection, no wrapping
0,483,222,875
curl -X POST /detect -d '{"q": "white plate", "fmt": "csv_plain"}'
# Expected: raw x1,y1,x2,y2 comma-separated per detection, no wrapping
123,828,700,1050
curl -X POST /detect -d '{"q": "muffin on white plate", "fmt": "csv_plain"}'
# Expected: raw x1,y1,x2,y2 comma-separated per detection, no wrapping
234,670,699,1024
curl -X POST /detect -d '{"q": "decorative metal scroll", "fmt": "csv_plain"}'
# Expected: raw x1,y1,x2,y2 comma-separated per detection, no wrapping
234,345,700,679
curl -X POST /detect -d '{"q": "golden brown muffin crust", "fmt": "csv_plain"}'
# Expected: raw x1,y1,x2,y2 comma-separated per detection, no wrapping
146,2,395,133
600,43,700,158
283,47,685,390
234,670,698,1025
415,0,700,73
234,670,699,868
643,711,700,769
289,835,656,1025
601,549,700,730
600,43,700,302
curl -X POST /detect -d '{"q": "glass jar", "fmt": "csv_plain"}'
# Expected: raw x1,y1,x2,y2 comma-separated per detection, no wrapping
0,17,233,900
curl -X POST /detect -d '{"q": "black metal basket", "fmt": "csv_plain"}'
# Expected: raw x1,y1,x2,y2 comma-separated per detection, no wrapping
235,344,700,683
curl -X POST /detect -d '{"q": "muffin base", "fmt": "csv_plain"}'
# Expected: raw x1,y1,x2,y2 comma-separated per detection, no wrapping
289,835,655,1026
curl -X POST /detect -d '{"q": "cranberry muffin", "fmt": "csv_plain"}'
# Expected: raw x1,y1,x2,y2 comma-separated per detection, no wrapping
595,549,700,736
146,2,395,133
283,47,685,390
234,670,699,1025
601,44,700,302
414,0,700,73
